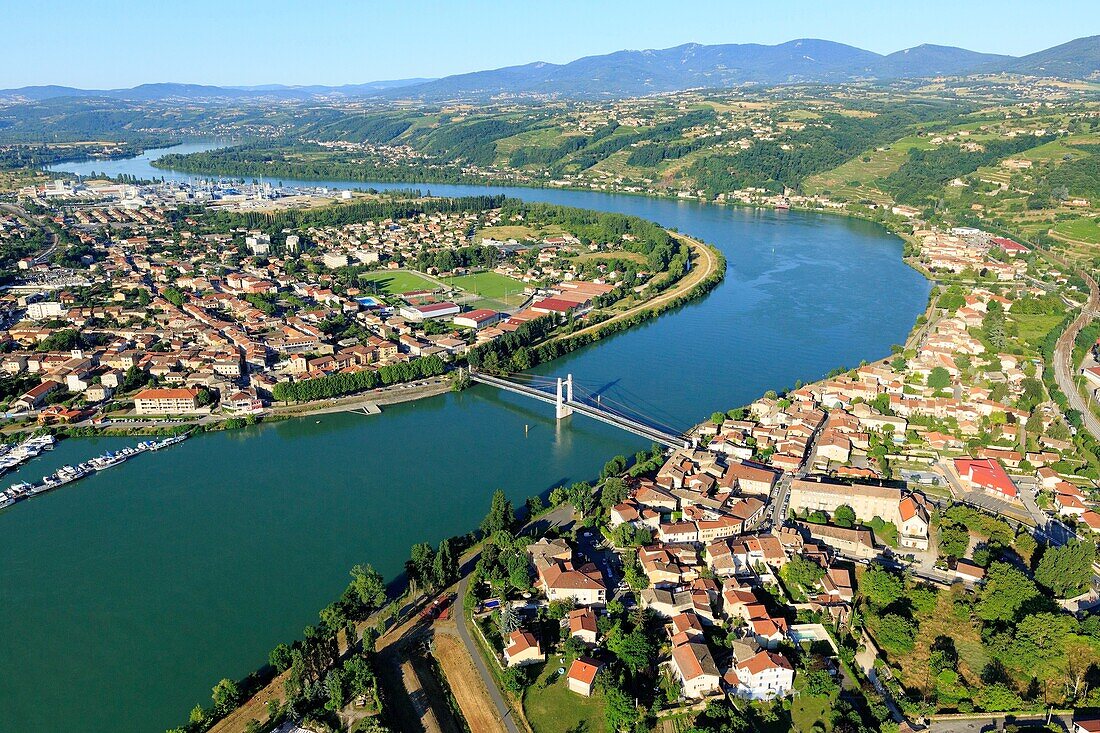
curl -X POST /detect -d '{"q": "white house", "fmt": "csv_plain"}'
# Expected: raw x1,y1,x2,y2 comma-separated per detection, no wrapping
727,650,794,701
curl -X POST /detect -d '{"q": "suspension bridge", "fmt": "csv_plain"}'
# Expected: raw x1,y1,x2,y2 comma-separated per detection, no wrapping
466,368,694,449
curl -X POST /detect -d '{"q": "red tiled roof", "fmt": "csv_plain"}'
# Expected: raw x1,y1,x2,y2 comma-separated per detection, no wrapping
568,658,601,685
955,457,1017,498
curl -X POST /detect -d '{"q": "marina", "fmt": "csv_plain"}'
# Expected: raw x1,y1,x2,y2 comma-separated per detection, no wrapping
0,434,56,478
0,433,189,509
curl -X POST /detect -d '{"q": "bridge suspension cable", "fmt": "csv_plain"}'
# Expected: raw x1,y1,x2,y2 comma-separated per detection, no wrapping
467,368,692,448
568,382,686,440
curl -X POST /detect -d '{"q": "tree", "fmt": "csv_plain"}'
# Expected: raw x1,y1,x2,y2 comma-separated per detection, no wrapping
499,605,521,636
608,628,654,674
500,666,527,693
350,564,387,613
1012,612,1073,665
211,678,241,715
929,635,958,674
928,366,951,390
1035,541,1095,598
1019,377,1044,411
938,522,970,559
568,481,596,517
781,555,825,591
549,486,569,506
1014,531,1038,562
601,476,629,511
269,643,293,672
432,538,458,589
862,567,903,609
974,682,1023,712
481,490,516,536
406,542,436,591
604,683,640,732
601,455,628,479
872,613,916,654
834,504,856,528
977,562,1042,623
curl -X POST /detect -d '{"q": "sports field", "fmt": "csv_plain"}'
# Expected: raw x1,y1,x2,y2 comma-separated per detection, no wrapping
442,271,527,309
358,270,439,294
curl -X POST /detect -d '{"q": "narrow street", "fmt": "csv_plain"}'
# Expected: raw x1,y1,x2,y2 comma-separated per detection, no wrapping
449,502,575,733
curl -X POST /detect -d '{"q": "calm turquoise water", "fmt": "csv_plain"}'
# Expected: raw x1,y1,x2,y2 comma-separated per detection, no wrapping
1,147,933,733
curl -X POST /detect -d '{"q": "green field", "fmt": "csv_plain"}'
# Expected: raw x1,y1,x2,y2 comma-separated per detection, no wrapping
1012,313,1065,352
803,135,934,203
474,224,564,243
443,271,527,307
357,270,439,294
1054,217,1100,244
791,693,833,733
523,663,607,733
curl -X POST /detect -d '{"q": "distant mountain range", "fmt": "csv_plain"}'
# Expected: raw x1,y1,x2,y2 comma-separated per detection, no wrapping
1,35,1097,104
0,78,436,102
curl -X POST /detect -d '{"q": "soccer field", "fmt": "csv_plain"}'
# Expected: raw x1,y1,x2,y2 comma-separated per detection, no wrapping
357,270,439,294
442,271,526,304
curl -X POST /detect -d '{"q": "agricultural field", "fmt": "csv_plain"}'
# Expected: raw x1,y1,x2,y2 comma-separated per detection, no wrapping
803,135,934,204
571,250,649,264
1053,217,1100,244
357,269,440,294
474,224,564,242
1011,313,1065,353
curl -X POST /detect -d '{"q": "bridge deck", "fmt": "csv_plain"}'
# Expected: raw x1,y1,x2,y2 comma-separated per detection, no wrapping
470,371,690,449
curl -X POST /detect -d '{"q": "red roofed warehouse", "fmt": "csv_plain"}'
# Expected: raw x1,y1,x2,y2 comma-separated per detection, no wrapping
452,308,502,329
954,457,1018,500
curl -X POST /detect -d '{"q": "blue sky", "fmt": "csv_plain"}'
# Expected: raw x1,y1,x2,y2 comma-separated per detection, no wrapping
4,0,1096,88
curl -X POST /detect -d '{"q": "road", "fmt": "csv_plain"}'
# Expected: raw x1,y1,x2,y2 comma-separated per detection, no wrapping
454,575,520,733
550,232,718,343
451,503,574,733
853,638,905,724
0,202,59,264
926,712,1073,733
1050,256,1100,441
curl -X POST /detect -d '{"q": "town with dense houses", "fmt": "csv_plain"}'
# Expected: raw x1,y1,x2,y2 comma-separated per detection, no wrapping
0,186,679,442
4,44,1100,733
5,153,1100,733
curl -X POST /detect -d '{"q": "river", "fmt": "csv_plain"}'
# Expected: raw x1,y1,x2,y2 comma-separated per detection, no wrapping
4,145,932,733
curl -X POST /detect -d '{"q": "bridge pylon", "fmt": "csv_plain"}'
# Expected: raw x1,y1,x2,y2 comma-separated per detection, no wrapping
555,374,574,419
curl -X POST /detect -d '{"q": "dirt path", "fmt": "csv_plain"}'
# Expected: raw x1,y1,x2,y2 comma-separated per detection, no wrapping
207,670,292,733
433,630,508,733
551,232,718,343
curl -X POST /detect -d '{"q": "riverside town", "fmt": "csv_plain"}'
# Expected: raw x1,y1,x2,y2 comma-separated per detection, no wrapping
4,5,1100,733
